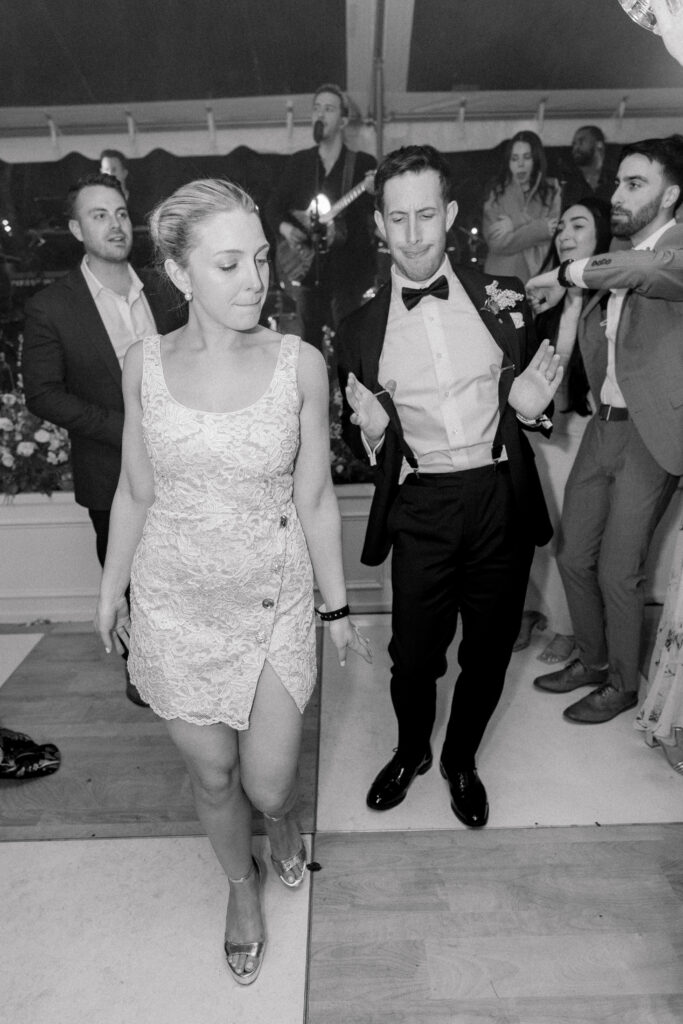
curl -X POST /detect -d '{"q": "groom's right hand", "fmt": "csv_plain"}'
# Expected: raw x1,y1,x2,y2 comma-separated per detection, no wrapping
345,372,394,448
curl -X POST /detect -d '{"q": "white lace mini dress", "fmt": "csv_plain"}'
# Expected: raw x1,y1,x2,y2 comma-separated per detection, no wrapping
128,333,317,728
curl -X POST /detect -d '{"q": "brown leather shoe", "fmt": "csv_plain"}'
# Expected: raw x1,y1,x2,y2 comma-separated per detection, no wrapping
534,657,608,693
563,683,638,723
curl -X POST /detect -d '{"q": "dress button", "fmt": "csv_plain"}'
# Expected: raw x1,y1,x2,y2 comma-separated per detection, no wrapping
262,598,274,608
272,563,282,573
256,632,266,643
280,514,288,527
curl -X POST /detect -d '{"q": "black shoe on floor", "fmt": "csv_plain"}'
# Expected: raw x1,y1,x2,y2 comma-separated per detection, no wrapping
125,679,149,707
366,748,433,811
439,763,489,828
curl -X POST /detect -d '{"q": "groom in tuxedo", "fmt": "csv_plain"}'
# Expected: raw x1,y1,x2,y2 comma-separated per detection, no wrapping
337,145,559,826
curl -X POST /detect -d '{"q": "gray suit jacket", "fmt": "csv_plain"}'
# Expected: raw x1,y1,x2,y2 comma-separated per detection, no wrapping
579,223,683,475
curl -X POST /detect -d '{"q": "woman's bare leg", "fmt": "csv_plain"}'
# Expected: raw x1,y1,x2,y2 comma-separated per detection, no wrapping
240,661,306,883
164,718,262,976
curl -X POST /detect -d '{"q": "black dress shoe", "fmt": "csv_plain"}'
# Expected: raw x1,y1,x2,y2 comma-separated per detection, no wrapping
439,763,489,828
366,749,432,811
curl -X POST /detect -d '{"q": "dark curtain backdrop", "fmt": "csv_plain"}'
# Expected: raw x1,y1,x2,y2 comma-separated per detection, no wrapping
0,142,625,274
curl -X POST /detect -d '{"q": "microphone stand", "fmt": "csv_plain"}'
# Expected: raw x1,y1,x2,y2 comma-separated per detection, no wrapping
312,120,326,288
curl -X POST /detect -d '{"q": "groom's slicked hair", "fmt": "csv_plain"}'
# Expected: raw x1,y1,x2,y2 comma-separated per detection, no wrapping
374,145,452,213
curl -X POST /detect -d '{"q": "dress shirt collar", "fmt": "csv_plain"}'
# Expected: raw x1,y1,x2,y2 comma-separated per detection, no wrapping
81,255,143,300
633,219,676,251
390,255,452,296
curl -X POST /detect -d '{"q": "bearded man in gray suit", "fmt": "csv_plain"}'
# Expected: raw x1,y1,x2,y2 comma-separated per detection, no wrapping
527,135,683,724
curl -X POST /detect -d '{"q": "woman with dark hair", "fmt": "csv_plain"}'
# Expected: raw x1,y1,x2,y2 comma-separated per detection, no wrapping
515,197,612,662
483,130,562,283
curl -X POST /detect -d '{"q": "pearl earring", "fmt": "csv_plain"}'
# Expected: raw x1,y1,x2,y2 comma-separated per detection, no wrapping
184,290,192,302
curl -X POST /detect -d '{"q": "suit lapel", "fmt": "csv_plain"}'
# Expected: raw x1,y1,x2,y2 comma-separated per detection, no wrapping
582,287,609,322
66,268,123,386
360,282,392,391
453,262,521,369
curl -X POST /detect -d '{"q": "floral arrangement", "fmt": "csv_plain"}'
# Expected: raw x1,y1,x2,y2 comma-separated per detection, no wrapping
0,385,73,496
482,280,525,316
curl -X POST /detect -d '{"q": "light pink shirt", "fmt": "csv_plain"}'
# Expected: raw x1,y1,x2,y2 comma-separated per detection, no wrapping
81,256,157,368
377,257,505,481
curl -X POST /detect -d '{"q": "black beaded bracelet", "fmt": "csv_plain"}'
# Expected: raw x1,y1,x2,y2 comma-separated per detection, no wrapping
315,604,350,621
558,259,575,289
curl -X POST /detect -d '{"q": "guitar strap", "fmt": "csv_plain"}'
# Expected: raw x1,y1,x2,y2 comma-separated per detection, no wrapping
333,149,357,247
340,148,357,195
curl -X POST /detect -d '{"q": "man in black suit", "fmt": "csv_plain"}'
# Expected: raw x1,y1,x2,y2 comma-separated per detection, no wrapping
337,145,560,826
22,173,185,705
265,83,376,351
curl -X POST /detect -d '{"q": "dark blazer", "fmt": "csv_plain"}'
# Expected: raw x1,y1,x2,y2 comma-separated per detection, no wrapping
22,266,186,509
579,223,683,476
535,297,591,417
336,259,552,566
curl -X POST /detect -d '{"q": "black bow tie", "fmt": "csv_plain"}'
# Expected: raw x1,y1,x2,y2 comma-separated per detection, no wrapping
402,274,449,310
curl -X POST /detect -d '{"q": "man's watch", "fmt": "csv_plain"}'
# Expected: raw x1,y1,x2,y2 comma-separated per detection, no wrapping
557,259,575,289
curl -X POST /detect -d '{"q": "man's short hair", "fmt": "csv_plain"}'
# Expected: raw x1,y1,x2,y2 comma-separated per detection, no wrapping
576,125,606,147
65,172,126,220
312,83,349,118
99,148,129,169
619,135,683,211
374,145,451,214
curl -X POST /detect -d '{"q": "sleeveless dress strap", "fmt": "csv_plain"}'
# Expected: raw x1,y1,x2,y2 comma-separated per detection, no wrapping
140,334,163,405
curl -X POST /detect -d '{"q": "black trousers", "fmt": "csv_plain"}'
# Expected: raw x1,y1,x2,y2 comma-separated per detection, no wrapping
388,464,534,770
297,277,367,353
88,508,111,569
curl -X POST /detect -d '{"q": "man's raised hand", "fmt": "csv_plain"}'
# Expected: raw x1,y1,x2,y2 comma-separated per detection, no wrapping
345,372,394,447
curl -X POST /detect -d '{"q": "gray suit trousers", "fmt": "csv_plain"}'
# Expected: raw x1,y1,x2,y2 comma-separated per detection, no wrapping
558,415,679,694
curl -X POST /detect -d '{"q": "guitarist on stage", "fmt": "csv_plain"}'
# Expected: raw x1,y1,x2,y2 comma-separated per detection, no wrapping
265,83,376,351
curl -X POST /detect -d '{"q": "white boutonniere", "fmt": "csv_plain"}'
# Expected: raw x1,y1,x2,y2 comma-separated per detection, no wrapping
482,280,524,317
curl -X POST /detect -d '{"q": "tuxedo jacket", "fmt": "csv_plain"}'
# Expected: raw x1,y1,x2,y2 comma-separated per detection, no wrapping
336,259,552,566
578,223,683,476
22,266,186,509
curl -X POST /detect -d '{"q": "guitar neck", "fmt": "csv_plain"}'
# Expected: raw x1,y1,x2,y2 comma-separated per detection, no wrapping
320,179,371,225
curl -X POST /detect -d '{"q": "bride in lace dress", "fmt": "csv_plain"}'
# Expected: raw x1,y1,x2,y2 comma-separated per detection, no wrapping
95,179,370,984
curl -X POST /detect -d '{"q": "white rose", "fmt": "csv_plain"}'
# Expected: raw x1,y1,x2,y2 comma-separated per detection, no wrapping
57,450,69,463
33,429,51,443
1,394,17,407
1,452,15,467
47,451,58,465
0,418,13,431
16,441,36,456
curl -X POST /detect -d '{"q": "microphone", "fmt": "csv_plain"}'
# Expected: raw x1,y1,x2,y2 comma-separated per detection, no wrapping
313,120,324,144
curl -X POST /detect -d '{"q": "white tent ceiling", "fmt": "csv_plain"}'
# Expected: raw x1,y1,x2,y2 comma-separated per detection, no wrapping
1,0,682,163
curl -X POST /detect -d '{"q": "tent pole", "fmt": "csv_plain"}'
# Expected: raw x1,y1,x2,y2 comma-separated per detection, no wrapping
372,0,386,161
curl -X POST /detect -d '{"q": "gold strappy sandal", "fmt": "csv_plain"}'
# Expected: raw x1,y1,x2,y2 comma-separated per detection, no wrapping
264,812,307,889
224,857,265,985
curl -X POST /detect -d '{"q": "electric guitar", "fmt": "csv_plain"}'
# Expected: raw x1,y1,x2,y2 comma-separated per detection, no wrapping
276,171,375,289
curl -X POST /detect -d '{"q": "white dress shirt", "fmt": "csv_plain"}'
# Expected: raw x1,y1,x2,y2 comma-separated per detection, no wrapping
570,220,676,408
371,257,505,481
81,256,157,368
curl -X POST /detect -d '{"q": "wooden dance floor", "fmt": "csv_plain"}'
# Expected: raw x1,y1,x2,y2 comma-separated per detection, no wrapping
1,618,682,1023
